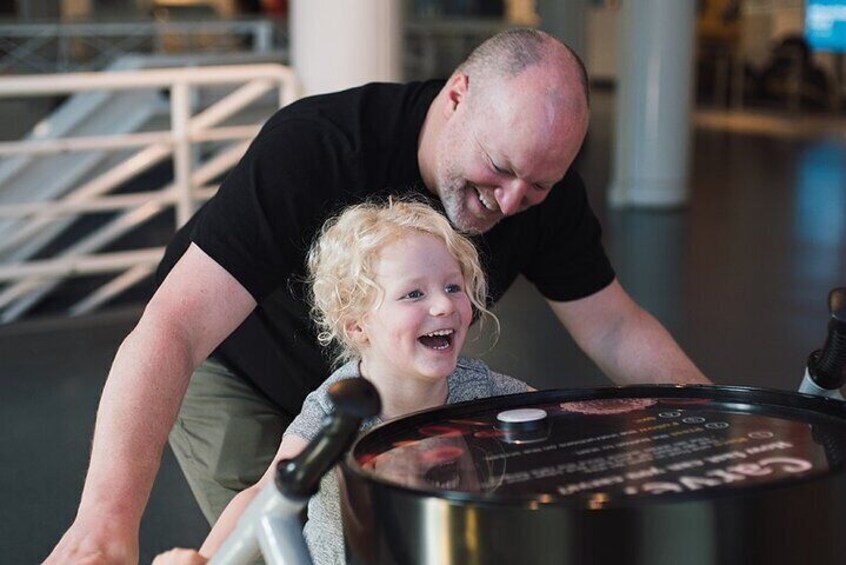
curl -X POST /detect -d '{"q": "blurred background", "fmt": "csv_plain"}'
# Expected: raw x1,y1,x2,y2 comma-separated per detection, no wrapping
1,0,845,562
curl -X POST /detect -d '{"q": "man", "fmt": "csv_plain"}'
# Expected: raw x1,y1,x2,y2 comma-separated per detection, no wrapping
47,29,708,564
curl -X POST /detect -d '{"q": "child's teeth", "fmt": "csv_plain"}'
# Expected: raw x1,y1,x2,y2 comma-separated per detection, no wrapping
425,330,453,337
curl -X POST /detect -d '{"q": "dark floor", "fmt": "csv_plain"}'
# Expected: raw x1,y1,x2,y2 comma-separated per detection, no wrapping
5,89,846,563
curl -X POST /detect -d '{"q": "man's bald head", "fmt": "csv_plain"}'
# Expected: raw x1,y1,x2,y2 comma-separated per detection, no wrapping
418,29,591,234
455,28,590,110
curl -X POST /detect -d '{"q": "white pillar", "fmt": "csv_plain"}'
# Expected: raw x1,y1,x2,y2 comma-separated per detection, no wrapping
290,0,403,97
608,0,696,209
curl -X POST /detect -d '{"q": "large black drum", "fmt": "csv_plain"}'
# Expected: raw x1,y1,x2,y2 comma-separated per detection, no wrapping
340,386,846,565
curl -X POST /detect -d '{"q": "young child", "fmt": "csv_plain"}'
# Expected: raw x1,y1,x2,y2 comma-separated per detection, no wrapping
155,199,532,565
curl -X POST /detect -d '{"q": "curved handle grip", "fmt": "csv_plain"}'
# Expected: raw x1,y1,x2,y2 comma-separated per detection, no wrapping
807,288,846,391
275,378,381,499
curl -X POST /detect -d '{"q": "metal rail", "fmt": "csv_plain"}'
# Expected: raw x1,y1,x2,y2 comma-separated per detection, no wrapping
0,19,280,74
0,63,298,321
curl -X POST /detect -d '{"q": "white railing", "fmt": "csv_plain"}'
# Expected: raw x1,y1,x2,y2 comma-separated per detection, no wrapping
0,19,282,74
0,64,299,321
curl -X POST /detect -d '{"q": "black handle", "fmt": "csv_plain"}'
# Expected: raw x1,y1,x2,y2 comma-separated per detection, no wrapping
807,288,846,390
275,378,381,499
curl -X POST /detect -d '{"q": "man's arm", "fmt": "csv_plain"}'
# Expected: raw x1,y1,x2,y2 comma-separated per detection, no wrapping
44,243,257,565
549,279,711,386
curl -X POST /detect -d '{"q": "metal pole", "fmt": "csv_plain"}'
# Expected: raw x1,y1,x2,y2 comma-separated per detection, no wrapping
255,20,274,53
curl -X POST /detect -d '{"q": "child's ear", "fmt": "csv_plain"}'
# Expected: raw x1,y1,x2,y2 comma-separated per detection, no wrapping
346,319,368,346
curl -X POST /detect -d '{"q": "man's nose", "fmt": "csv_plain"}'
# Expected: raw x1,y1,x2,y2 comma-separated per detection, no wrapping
494,179,530,215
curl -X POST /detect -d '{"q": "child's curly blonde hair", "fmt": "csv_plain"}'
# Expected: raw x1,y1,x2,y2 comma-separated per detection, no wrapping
307,198,495,366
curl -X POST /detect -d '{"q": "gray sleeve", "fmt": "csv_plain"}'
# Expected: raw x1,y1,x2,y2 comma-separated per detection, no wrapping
490,371,533,396
284,388,331,443
303,472,346,565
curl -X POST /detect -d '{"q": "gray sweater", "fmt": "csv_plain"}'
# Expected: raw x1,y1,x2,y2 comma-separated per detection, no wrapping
283,357,531,565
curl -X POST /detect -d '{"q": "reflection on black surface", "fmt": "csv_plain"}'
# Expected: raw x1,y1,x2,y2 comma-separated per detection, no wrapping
364,435,491,493
422,456,459,490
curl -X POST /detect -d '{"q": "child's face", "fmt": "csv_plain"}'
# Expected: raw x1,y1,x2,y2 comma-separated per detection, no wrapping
355,232,473,384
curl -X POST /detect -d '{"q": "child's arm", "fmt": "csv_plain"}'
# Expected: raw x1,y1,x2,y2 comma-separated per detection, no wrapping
199,433,310,557
152,434,310,564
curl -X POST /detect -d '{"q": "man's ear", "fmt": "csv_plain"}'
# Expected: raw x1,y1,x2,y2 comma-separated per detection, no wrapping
444,72,469,117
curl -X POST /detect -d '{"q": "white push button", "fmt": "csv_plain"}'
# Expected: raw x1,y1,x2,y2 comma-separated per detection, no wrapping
497,408,548,424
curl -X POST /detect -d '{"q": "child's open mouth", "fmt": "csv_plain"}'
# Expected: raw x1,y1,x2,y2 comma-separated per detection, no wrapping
418,329,454,350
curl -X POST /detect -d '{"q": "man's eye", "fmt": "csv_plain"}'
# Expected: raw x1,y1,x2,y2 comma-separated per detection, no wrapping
404,290,423,299
486,154,507,175
445,284,463,294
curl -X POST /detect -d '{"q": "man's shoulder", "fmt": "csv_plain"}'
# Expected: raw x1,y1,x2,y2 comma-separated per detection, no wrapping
243,80,442,163
263,80,441,129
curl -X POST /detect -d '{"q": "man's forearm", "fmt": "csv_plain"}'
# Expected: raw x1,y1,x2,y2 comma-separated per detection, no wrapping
595,305,710,386
76,318,197,530
46,244,258,564
549,280,711,387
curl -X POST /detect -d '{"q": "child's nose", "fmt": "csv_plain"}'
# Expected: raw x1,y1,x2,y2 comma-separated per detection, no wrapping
429,292,455,316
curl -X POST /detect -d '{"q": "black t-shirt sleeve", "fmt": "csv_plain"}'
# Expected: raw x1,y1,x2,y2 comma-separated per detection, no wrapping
522,171,615,302
190,118,356,301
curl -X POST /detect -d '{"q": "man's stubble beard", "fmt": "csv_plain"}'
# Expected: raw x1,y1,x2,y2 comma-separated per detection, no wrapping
436,162,499,235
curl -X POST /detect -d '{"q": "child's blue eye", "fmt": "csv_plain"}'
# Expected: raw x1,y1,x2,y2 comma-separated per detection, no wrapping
404,290,423,299
445,284,463,294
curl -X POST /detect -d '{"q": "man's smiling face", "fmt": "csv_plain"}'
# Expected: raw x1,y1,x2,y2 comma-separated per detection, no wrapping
431,67,588,234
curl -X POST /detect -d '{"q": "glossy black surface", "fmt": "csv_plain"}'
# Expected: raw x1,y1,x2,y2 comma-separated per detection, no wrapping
348,386,846,503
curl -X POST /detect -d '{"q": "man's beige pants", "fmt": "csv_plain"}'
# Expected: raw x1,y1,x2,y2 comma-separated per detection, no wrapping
168,358,294,525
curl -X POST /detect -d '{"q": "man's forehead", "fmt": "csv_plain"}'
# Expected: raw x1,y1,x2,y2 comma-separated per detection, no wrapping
475,102,582,177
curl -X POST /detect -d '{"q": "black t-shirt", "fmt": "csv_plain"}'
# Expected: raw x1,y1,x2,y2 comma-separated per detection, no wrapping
158,80,614,416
